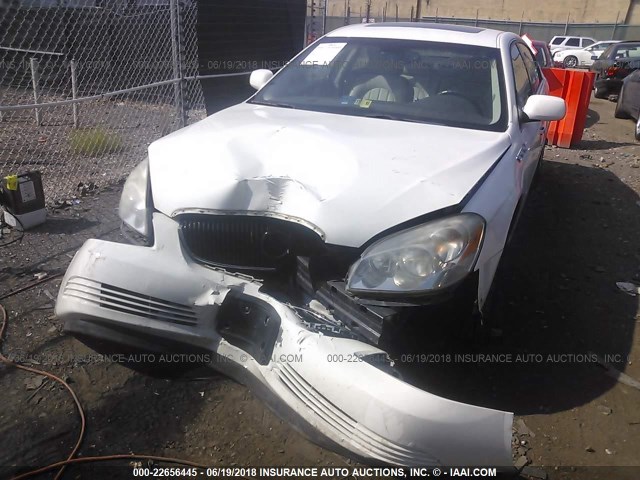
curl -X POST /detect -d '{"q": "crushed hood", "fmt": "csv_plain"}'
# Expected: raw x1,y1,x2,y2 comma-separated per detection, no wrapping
148,103,511,247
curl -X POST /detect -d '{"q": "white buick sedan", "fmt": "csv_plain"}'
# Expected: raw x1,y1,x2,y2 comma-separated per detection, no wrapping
56,23,565,467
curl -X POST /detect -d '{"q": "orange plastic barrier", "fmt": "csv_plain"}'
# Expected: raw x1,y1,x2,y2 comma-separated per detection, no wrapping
542,68,595,148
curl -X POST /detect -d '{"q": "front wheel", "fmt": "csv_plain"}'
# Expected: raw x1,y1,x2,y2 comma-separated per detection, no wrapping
635,116,640,141
594,85,608,99
563,55,578,68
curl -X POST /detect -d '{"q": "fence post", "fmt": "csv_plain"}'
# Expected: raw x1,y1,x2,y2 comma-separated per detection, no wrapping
29,58,41,126
365,0,371,23
564,12,569,35
611,11,620,39
435,7,438,23
395,3,398,21
518,11,523,35
170,0,186,128
322,0,327,35
475,9,479,27
70,60,79,128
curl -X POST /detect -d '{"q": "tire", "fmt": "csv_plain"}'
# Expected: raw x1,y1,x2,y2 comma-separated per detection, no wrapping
594,85,608,99
563,55,578,68
614,89,630,119
635,116,640,141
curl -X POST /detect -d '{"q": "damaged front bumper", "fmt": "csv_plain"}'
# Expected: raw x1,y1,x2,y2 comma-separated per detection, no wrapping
55,213,513,467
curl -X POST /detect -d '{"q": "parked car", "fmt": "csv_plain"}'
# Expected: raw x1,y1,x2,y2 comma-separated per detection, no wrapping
553,40,620,68
548,35,596,55
614,69,640,140
532,39,553,68
591,41,640,98
55,22,565,467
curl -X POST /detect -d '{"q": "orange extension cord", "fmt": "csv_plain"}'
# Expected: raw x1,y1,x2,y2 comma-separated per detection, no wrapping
0,302,209,479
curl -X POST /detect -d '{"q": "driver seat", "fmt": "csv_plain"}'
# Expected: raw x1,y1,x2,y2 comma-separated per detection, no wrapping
349,74,414,102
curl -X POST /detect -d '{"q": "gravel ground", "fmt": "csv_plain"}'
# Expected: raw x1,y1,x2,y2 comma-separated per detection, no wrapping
0,95,639,480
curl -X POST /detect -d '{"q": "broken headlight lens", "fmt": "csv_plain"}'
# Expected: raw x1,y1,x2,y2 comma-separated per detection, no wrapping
119,158,152,238
347,213,485,295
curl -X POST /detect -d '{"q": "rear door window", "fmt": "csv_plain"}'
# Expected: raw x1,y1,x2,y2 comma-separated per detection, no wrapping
582,39,594,47
566,38,580,47
626,46,640,59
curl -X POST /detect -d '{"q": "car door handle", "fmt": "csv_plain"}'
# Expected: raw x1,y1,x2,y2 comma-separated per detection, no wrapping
516,146,528,162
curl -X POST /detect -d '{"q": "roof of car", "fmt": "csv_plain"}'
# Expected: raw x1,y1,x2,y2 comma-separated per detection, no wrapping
325,22,510,48
550,35,596,40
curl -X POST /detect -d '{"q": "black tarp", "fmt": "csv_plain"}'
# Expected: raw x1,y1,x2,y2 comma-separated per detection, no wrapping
196,0,306,114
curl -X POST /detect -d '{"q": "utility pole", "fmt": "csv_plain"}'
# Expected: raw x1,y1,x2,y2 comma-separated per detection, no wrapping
365,0,371,23
415,0,421,21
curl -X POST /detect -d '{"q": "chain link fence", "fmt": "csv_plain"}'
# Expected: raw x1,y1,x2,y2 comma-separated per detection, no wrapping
419,16,640,42
0,0,206,202
320,14,640,42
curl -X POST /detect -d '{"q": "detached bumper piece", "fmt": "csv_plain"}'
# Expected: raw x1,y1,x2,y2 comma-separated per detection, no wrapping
56,213,513,467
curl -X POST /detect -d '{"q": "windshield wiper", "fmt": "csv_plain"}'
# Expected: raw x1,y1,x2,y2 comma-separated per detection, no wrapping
250,100,297,109
360,113,427,124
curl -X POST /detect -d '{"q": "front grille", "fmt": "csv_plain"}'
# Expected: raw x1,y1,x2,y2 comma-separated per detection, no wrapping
179,214,325,271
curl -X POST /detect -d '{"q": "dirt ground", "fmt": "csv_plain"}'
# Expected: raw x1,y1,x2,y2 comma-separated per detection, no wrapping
0,96,639,480
0,86,205,201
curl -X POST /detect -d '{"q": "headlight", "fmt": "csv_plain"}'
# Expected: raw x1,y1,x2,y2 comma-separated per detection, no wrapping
347,213,485,295
119,158,152,238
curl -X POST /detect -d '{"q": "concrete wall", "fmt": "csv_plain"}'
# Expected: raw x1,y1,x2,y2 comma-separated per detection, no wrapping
326,0,640,24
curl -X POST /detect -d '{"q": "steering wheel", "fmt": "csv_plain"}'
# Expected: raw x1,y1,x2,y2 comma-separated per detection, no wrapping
436,90,483,115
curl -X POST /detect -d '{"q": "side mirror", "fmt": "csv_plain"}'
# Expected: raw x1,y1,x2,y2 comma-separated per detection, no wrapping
522,95,566,121
249,69,274,90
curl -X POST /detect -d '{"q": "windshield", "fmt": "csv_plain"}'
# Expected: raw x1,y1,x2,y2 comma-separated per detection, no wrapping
249,37,507,131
